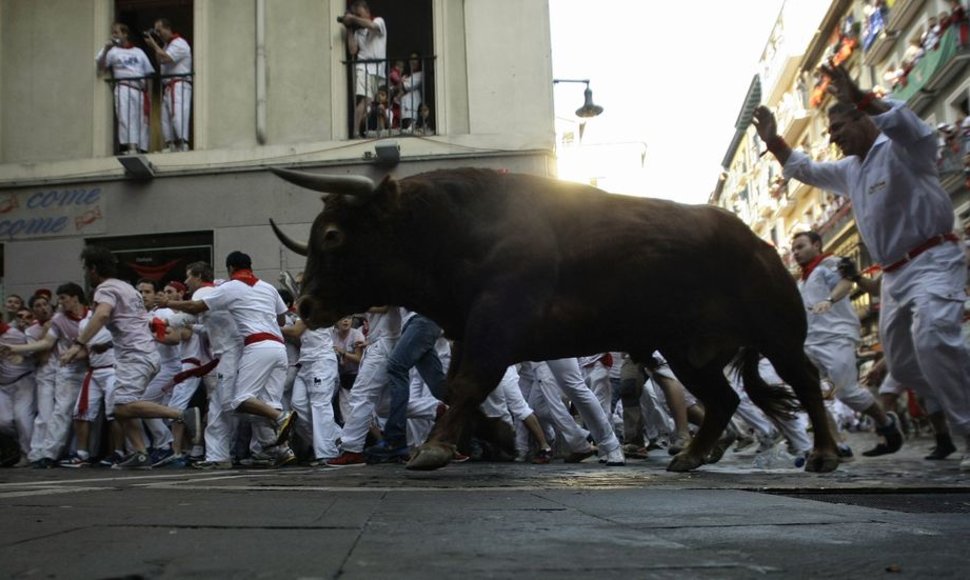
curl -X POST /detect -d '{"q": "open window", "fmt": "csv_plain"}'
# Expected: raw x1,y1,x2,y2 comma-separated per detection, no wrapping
109,0,194,153
87,231,212,289
340,0,435,138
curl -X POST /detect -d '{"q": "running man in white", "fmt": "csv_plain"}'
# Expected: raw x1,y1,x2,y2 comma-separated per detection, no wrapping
158,251,297,461
791,230,903,458
58,246,201,470
96,22,154,154
755,63,970,470
144,18,192,151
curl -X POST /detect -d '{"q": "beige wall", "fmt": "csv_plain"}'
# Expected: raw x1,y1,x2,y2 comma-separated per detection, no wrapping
0,0,555,183
1,0,99,163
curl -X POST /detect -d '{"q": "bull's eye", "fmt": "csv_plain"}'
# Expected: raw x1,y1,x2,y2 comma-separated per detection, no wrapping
321,225,345,249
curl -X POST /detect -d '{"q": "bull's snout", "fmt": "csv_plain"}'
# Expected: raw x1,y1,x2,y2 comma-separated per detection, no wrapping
296,295,339,329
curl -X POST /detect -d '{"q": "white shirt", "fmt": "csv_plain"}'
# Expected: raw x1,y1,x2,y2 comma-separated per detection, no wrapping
79,313,115,368
365,307,402,343
160,36,192,78
202,279,286,340
93,278,156,357
298,327,337,364
193,285,240,356
797,256,860,345
354,16,386,78
784,99,955,266
96,45,154,81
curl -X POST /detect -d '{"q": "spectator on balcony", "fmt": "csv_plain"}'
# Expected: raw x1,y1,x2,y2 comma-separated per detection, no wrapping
144,19,193,152
96,23,154,155
341,0,387,139
922,16,942,51
397,53,425,133
4,294,23,324
366,85,392,136
415,103,434,136
754,63,970,472
900,37,924,76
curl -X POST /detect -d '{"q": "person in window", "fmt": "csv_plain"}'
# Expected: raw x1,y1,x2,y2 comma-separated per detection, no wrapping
415,103,434,136
144,18,193,152
366,85,392,136
96,23,154,155
399,53,424,133
340,1,387,138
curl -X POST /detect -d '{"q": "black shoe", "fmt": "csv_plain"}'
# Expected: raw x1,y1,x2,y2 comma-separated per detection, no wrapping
31,457,55,469
837,444,854,460
364,440,410,464
862,412,904,457
925,434,957,460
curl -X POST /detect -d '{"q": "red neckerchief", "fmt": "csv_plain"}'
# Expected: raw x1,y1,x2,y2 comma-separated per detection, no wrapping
800,254,830,281
66,307,89,322
165,32,183,48
0,321,9,335
150,317,168,342
122,41,134,49
230,269,259,287
200,282,215,288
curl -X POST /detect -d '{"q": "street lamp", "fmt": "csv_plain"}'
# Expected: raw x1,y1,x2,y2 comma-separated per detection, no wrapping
554,79,604,118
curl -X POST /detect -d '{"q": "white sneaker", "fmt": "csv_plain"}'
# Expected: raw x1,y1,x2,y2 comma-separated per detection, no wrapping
601,446,626,466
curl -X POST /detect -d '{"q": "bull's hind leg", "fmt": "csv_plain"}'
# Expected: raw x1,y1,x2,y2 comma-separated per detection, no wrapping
765,351,839,473
662,352,739,472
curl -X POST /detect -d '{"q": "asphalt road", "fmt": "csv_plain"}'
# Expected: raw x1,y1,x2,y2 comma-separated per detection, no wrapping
1,431,968,579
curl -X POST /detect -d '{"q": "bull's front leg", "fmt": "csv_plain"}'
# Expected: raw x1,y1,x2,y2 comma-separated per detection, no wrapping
406,348,506,471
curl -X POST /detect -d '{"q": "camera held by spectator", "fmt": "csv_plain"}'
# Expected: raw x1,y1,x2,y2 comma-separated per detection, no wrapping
837,256,859,280
336,13,361,30
143,28,163,45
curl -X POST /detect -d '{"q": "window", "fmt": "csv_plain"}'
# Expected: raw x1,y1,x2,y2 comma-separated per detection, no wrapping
110,0,194,153
341,0,435,138
88,231,212,288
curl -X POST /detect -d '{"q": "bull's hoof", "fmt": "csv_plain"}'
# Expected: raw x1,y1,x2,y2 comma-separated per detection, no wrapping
405,443,454,471
804,450,840,473
666,452,704,472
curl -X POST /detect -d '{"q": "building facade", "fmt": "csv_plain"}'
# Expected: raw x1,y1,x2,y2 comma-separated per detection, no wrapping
0,0,558,296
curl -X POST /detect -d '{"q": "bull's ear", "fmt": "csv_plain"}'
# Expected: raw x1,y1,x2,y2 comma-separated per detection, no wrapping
376,175,402,208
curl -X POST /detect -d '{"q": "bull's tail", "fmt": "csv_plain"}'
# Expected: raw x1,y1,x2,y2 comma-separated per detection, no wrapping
732,348,799,421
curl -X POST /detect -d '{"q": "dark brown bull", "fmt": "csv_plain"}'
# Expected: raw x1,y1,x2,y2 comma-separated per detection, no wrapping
270,166,840,473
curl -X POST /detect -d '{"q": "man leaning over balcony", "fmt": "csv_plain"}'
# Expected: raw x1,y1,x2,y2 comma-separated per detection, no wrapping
145,18,193,152
754,63,970,472
96,22,154,155
340,0,387,138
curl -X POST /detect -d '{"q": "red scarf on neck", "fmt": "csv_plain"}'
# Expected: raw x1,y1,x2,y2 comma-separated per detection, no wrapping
66,307,89,322
0,321,9,335
231,269,259,287
799,254,830,281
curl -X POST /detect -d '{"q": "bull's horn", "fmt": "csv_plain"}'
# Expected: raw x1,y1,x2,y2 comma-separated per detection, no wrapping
269,219,308,256
270,166,376,199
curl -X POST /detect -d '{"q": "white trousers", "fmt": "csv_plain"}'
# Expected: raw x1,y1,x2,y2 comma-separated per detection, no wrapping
32,365,85,461
520,361,590,453
290,358,341,460
162,81,192,144
341,338,395,452
545,358,621,453
114,83,149,150
73,366,115,422
881,245,970,436
204,347,240,463
805,339,875,412
582,362,612,420
27,363,57,462
0,374,36,455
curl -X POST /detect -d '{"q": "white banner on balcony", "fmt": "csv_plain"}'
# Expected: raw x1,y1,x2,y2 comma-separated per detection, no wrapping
0,186,106,240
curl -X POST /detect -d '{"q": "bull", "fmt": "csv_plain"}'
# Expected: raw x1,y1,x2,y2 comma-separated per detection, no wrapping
269,166,840,473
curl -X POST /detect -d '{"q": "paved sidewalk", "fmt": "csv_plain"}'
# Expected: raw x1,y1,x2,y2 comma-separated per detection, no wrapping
1,431,967,579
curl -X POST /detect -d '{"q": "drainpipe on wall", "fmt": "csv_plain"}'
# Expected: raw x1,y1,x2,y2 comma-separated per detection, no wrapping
256,0,267,145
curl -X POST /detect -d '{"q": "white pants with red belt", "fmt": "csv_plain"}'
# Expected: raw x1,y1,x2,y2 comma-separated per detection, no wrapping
114,83,149,151
72,366,115,422
162,81,192,145
880,243,970,437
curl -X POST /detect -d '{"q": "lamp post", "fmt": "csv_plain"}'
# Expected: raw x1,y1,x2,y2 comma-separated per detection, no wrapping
553,79,604,118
